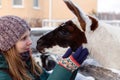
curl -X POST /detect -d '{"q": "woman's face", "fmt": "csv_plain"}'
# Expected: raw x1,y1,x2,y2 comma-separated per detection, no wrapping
15,30,32,53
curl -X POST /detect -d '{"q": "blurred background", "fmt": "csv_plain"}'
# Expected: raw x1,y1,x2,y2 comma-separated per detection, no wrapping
0,0,120,74
0,0,120,28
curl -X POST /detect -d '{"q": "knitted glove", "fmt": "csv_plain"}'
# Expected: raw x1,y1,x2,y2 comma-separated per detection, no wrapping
59,46,89,72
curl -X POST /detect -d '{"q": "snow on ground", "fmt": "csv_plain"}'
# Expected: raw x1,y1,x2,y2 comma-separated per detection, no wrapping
75,73,95,80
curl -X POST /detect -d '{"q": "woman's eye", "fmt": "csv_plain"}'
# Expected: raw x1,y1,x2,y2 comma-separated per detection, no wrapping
21,36,27,41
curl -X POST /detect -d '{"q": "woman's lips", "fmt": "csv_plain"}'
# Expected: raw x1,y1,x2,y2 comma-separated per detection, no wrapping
25,48,30,51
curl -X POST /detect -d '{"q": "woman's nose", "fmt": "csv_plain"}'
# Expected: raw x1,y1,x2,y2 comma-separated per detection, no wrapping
27,38,32,46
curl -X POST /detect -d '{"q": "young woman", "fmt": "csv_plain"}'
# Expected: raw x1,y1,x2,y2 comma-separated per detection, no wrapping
0,15,89,80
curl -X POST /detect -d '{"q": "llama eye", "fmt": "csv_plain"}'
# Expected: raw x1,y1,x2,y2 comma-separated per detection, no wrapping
59,29,70,35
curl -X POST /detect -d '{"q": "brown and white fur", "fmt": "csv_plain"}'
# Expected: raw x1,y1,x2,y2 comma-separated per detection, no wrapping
36,0,120,70
64,0,120,70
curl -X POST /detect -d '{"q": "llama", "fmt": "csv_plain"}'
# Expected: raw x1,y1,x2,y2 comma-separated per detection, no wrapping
36,0,120,70
33,52,57,71
40,53,57,71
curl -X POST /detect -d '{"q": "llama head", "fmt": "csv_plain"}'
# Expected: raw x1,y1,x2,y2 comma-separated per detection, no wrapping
36,0,98,53
36,20,87,53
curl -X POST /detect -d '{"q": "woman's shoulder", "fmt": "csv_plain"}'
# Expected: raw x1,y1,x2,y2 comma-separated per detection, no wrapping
0,70,12,80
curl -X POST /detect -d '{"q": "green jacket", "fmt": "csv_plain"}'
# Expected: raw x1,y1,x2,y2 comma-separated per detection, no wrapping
0,53,78,80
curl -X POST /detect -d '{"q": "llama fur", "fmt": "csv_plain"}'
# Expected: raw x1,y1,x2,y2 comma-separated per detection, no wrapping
64,0,120,70
83,21,120,70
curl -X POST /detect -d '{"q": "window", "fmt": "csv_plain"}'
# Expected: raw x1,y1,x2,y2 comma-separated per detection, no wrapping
0,0,1,8
12,0,24,8
33,0,39,9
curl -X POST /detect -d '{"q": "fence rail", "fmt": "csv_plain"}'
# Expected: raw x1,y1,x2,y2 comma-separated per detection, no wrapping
42,19,120,27
100,20,120,26
42,19,66,27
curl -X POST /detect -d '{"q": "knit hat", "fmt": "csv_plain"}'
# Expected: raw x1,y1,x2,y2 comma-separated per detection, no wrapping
0,15,30,51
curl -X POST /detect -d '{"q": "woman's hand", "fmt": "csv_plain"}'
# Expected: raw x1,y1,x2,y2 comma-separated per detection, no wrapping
59,46,89,72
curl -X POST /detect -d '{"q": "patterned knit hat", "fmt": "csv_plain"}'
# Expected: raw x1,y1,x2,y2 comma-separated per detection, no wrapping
0,15,30,51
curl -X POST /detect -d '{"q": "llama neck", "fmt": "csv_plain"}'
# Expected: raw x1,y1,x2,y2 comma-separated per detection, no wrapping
83,22,120,70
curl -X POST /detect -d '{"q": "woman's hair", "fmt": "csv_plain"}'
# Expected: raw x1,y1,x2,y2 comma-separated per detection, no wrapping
3,46,43,80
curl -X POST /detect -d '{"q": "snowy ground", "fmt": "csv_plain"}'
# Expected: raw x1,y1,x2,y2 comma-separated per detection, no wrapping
31,28,120,80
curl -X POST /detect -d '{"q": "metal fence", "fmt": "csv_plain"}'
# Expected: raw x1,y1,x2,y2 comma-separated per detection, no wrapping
42,19,120,27
42,19,66,27
101,20,120,26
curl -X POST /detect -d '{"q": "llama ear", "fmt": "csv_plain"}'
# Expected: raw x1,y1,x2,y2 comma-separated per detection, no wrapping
88,16,98,31
64,0,91,32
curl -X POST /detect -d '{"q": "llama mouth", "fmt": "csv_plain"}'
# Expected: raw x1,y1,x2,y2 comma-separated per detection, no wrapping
37,45,69,54
38,49,45,53
36,45,45,53
37,45,54,53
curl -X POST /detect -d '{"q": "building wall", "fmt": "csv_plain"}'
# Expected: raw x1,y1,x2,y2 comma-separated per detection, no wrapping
0,0,42,18
42,0,97,20
0,0,97,27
